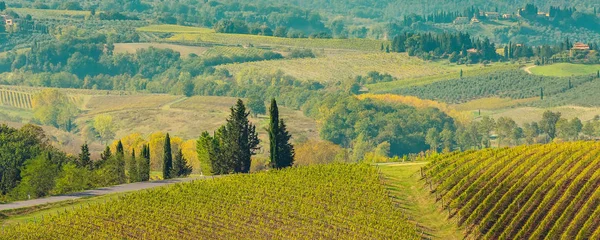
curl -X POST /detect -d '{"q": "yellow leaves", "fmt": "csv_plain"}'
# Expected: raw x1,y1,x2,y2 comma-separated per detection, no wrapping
358,93,471,125
112,132,192,172
93,115,115,143
294,140,347,166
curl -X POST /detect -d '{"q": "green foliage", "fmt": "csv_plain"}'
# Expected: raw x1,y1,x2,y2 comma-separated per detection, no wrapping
77,143,92,170
0,124,51,195
268,99,294,169
9,154,58,200
128,149,139,183
52,163,91,195
31,89,78,131
540,111,562,140
138,144,150,182
0,164,419,239
198,100,259,175
246,95,266,117
171,149,192,178
162,133,172,179
196,132,215,176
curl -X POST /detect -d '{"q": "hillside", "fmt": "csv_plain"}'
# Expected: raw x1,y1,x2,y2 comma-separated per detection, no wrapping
0,164,419,239
422,142,600,239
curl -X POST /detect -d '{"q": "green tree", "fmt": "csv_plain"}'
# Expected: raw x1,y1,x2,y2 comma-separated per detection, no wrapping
94,115,115,145
425,128,440,152
53,163,91,195
97,146,112,169
496,117,517,146
138,144,151,181
32,90,78,131
196,131,215,176
0,2,6,12
116,140,124,155
163,133,173,179
10,154,58,200
78,143,93,170
440,128,454,152
172,149,192,177
128,149,139,183
268,99,295,169
539,111,561,141
247,95,266,117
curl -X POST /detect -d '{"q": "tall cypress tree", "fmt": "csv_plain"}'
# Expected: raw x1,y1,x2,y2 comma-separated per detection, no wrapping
78,143,92,170
163,133,173,179
268,99,295,169
128,149,138,183
138,144,150,181
116,140,124,155
97,146,111,169
268,99,279,169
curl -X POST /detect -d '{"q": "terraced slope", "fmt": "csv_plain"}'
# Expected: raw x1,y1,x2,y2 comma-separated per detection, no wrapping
422,142,600,239
0,164,418,239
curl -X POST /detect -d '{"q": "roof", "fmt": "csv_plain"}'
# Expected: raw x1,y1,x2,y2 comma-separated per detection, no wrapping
572,43,590,50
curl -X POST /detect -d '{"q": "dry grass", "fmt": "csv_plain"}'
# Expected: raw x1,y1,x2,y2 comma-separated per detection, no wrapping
452,97,537,111
83,95,180,115
219,52,452,83
488,105,600,125
113,43,209,58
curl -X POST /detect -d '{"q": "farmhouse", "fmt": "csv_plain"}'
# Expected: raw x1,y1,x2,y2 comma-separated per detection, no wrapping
570,42,591,57
471,16,480,23
1,15,13,26
453,17,469,24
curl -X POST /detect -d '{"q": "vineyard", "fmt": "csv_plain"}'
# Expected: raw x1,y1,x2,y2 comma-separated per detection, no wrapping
0,164,419,239
0,89,33,109
219,52,451,83
422,142,600,239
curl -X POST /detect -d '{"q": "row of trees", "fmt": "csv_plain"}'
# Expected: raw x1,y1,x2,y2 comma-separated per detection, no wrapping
425,111,599,152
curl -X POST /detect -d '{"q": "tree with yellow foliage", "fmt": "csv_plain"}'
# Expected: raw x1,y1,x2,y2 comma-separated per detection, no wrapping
32,90,78,131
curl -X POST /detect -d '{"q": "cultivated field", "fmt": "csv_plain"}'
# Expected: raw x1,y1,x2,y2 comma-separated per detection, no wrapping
220,52,451,83
366,63,519,93
423,142,600,239
529,63,600,77
167,33,386,51
0,164,419,239
488,105,600,125
113,43,209,58
137,25,215,34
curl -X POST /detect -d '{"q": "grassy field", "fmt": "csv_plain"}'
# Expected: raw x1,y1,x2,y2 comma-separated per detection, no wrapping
452,97,537,111
488,105,600,125
380,163,463,240
529,63,600,77
220,52,451,83
11,8,91,19
202,46,274,58
137,25,215,34
166,32,387,51
366,63,520,93
113,43,208,58
0,164,420,239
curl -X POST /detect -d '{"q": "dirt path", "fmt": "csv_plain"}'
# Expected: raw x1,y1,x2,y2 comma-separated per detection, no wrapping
0,176,209,211
379,163,463,240
160,96,188,110
523,65,535,74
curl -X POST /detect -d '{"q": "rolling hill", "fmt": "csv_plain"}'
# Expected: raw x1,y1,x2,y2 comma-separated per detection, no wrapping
422,142,600,239
0,164,419,239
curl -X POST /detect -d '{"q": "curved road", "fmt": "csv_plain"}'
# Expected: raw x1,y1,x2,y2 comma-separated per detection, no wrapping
0,176,209,211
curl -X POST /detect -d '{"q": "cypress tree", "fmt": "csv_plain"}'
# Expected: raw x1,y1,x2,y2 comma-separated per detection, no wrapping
268,99,279,169
138,144,150,181
172,149,192,177
116,140,124,155
163,133,173,179
268,99,295,169
128,149,138,183
540,87,544,100
78,143,92,170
